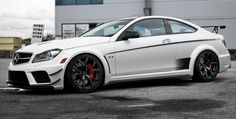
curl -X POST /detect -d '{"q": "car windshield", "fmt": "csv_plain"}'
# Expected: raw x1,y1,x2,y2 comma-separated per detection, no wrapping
82,19,133,37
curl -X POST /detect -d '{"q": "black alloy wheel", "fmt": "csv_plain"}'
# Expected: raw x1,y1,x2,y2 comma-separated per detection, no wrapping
193,50,219,82
65,54,104,93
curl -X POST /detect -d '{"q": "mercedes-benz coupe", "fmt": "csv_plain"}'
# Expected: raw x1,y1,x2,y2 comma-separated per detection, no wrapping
8,16,231,92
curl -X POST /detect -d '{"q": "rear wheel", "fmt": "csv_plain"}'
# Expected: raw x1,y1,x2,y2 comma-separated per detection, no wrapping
193,50,219,82
65,54,104,93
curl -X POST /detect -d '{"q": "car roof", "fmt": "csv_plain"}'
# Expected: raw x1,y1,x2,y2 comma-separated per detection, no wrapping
118,16,201,29
118,16,176,20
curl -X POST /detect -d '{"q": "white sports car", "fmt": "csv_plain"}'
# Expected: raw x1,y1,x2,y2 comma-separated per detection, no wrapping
8,16,231,92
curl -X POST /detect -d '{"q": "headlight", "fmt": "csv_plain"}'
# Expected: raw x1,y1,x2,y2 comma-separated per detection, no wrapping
32,49,61,63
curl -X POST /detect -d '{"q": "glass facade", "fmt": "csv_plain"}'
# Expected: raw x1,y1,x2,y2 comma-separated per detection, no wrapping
56,0,103,5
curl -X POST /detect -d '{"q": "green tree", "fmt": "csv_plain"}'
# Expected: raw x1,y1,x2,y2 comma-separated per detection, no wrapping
22,38,31,46
43,34,55,42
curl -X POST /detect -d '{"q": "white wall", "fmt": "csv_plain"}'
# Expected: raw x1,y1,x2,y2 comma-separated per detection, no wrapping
55,0,236,48
151,0,236,48
190,19,236,49
55,0,145,38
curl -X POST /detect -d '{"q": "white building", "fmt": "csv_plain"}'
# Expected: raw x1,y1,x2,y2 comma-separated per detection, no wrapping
55,0,236,48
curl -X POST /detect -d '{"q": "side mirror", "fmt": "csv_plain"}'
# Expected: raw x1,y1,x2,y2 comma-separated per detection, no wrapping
122,31,139,40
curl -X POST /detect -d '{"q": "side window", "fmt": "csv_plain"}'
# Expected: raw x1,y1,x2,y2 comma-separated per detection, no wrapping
127,19,166,37
167,20,197,34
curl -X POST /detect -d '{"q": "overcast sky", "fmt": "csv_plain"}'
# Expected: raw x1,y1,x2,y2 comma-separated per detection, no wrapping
0,0,54,38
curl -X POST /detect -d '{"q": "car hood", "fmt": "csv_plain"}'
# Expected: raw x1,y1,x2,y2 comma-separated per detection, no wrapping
18,37,111,53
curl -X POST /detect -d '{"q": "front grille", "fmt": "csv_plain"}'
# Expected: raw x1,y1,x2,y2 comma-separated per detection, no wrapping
12,52,32,65
8,71,30,87
32,71,51,83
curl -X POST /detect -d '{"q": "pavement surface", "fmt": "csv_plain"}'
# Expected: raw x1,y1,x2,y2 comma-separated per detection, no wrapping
0,58,236,119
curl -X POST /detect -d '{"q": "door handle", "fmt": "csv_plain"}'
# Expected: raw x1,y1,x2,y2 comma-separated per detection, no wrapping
162,39,171,44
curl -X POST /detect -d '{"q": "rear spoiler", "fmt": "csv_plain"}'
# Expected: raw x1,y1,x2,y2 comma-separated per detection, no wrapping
201,25,226,34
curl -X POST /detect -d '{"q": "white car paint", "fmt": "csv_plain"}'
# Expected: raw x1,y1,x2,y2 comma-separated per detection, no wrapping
8,16,231,90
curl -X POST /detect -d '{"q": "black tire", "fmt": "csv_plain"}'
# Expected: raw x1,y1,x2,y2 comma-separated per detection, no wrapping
192,50,219,82
65,54,104,93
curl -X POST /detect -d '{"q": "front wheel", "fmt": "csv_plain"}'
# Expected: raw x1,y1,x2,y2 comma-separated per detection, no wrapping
193,50,219,82
65,54,104,93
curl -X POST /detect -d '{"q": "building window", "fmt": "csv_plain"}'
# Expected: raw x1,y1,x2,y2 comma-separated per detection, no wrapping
56,0,103,5
76,0,90,5
91,0,103,4
62,23,97,39
76,24,89,37
62,24,76,39
56,0,75,5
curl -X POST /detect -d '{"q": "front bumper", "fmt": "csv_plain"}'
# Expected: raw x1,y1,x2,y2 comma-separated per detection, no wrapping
7,62,64,89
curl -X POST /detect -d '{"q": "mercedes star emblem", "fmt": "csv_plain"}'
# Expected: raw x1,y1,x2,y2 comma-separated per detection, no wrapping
13,53,20,64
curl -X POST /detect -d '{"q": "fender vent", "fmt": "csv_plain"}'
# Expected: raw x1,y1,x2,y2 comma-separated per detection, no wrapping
176,58,191,70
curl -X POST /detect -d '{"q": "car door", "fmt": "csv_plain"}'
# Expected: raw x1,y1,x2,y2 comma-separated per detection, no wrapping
114,18,177,76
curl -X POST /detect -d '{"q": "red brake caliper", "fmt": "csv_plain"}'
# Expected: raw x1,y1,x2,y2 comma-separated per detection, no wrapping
208,62,212,69
207,56,212,69
86,64,95,80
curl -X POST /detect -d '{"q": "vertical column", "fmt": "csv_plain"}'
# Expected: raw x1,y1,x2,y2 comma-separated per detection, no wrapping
144,0,152,16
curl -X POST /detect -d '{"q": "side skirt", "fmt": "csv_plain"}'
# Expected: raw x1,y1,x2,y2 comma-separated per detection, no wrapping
108,69,191,82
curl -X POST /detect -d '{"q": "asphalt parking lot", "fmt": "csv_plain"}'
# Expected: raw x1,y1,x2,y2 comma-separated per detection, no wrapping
0,58,236,119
